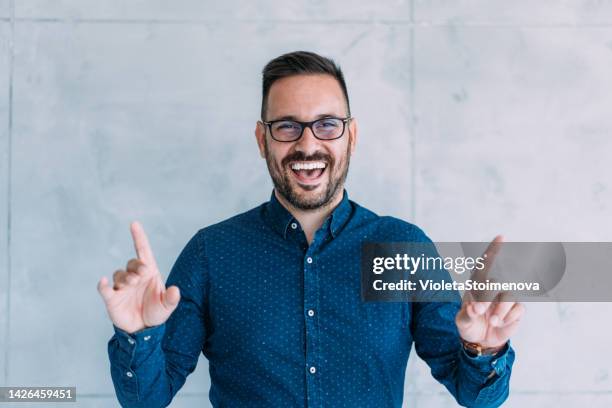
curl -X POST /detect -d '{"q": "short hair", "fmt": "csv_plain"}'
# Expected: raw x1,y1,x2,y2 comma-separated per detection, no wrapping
260,50,351,120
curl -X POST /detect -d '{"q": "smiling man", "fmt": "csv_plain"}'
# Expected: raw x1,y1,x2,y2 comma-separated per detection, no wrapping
99,51,523,408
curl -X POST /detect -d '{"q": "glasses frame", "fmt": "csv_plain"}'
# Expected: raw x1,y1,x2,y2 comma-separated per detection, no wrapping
261,116,352,142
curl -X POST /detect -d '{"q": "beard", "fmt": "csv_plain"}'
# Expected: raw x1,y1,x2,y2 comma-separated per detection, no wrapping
264,139,351,211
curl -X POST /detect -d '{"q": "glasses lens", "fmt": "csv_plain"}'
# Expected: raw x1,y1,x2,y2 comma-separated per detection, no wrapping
313,118,344,139
271,121,302,141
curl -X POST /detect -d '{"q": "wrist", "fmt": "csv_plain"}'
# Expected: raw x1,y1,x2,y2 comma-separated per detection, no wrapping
460,338,506,357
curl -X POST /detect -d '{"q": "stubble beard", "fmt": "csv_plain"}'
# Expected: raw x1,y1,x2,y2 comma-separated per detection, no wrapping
264,139,351,211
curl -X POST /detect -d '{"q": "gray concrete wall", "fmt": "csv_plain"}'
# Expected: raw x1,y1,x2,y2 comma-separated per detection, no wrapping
1,1,611,407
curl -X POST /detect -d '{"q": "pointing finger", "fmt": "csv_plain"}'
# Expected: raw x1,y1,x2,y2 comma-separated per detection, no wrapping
470,235,504,302
130,221,157,267
473,235,504,280
485,234,504,258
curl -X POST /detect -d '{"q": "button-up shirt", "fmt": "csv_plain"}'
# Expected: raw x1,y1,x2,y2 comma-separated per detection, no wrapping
108,190,515,407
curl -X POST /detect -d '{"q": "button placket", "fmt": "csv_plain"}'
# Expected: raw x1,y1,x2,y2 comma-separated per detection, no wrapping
303,247,320,404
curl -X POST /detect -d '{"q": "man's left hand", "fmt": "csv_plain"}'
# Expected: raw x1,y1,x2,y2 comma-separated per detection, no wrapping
455,236,526,350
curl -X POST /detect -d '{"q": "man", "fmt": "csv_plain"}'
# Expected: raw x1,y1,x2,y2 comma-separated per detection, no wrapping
98,51,524,407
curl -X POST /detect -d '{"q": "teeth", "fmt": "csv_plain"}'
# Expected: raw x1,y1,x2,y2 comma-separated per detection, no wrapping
291,161,326,171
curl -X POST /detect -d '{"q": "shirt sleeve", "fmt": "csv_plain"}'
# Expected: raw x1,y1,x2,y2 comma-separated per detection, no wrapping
411,301,515,408
411,231,515,408
107,229,209,408
409,231,516,407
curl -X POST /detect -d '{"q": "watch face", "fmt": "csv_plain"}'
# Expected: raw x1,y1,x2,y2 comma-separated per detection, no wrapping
461,341,480,356
462,339,504,357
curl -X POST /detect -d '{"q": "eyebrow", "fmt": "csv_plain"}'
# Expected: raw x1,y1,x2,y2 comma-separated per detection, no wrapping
268,113,342,122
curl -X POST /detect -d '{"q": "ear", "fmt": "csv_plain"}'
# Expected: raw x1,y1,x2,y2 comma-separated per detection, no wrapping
348,117,358,155
255,121,266,158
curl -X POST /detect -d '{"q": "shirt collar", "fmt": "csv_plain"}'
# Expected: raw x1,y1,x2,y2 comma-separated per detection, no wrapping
263,189,352,239
264,190,295,239
328,189,351,238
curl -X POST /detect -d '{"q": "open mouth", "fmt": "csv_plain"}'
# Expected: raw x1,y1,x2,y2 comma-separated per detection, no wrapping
289,161,327,186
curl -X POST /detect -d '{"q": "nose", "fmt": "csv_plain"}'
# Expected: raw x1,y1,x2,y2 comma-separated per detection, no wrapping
294,125,321,155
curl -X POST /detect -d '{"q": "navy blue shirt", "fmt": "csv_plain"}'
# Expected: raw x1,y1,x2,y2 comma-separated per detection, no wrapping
108,190,515,407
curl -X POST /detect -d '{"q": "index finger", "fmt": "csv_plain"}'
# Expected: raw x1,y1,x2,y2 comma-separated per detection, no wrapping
469,235,504,302
471,235,504,282
130,221,157,267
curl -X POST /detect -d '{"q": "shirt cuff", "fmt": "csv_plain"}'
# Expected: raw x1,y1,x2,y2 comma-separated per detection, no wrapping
459,340,511,380
112,324,166,355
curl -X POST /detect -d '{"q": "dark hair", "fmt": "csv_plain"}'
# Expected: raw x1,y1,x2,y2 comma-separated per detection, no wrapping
261,50,351,120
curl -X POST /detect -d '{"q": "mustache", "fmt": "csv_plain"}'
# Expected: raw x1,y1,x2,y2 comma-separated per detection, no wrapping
281,151,332,167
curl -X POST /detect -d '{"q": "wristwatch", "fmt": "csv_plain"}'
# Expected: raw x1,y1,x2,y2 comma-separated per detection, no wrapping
461,339,504,357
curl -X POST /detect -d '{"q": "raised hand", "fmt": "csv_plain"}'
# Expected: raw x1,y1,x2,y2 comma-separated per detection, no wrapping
97,221,181,334
455,236,525,350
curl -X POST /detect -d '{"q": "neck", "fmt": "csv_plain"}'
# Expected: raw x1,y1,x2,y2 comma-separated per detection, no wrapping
274,188,344,245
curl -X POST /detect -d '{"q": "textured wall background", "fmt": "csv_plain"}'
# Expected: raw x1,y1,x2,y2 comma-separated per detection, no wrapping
1,1,611,407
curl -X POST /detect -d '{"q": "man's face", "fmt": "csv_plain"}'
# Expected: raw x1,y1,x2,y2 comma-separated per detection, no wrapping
255,74,358,210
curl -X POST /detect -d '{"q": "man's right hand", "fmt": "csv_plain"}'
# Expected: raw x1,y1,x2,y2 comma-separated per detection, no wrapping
97,221,181,334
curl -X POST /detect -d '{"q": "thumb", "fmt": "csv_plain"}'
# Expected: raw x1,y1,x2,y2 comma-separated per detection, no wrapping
162,285,181,312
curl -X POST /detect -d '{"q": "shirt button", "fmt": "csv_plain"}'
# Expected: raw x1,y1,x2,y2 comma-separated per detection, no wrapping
127,338,135,345
144,335,151,341
291,222,298,230
308,309,315,317
309,366,317,374
306,257,313,264
126,371,133,378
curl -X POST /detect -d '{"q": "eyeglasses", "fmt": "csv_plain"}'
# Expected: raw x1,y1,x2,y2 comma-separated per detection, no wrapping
261,116,351,142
